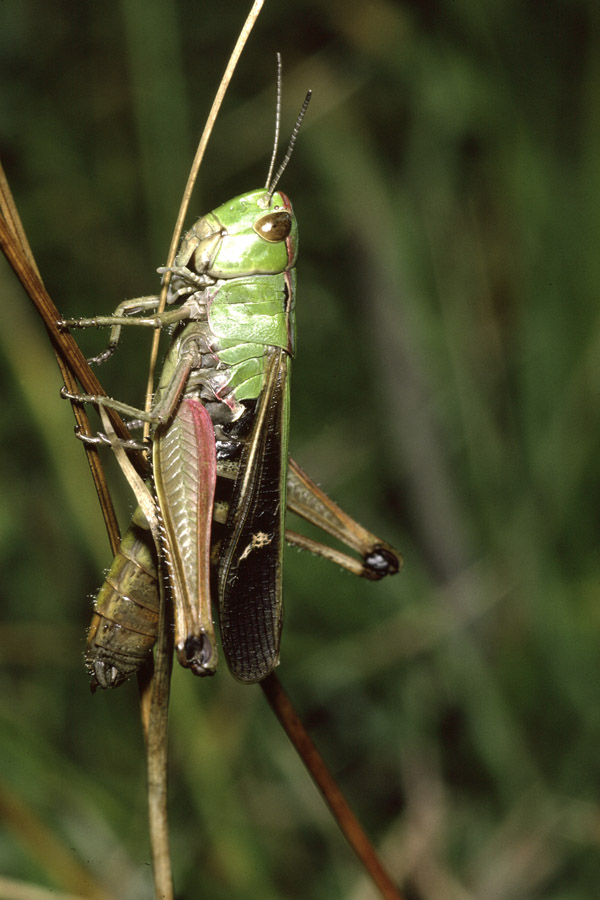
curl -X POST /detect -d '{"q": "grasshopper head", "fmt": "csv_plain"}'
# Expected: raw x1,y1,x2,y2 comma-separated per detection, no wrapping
176,188,298,280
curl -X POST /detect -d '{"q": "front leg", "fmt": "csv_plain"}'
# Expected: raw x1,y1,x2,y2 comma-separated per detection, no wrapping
59,297,191,364
61,294,162,328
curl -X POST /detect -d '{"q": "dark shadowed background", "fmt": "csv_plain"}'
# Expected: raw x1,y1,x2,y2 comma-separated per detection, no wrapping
0,1,599,898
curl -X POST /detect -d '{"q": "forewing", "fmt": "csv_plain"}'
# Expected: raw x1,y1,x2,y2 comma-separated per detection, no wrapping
153,396,218,675
217,348,289,683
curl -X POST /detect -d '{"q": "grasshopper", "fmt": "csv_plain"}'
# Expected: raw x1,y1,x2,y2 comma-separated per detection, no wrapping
61,73,401,690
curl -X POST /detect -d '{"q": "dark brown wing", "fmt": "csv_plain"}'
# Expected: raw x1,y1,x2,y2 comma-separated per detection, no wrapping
217,348,289,683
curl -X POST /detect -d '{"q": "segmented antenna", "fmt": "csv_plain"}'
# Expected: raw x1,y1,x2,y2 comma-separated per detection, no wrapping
266,88,312,197
264,53,282,192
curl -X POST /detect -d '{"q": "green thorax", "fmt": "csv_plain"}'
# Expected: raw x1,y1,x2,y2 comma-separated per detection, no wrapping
164,189,299,405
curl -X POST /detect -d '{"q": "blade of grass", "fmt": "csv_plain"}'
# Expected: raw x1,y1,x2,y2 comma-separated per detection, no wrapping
261,674,405,900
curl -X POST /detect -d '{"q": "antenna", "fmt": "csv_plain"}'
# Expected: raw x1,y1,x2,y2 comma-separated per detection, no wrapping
264,53,282,191
267,88,312,197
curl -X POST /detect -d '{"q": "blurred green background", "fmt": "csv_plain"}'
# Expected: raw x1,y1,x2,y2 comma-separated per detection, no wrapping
1,0,599,898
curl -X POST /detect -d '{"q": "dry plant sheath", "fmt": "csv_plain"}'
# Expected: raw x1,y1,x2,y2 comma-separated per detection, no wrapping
0,165,135,556
1,3,404,897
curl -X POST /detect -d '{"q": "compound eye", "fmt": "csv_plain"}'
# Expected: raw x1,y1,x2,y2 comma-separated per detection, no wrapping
253,210,292,243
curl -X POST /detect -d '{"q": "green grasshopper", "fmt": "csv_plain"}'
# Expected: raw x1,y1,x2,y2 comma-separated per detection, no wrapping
61,83,401,689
